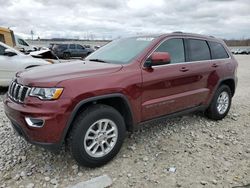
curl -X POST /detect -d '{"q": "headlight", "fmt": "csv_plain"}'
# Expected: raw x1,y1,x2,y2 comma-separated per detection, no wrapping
29,88,63,100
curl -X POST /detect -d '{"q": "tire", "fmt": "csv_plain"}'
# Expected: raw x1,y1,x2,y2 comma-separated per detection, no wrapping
63,52,70,59
205,85,232,120
68,104,126,167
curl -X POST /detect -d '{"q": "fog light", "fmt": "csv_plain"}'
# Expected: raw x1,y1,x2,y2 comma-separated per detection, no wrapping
25,117,44,128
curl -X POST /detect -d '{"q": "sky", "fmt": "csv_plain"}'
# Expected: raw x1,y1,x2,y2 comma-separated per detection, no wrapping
0,0,250,40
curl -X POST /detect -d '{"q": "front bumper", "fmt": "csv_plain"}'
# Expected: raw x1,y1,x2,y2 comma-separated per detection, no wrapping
10,121,61,151
3,94,72,151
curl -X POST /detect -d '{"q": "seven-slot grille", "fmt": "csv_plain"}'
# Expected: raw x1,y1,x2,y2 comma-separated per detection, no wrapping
8,81,31,103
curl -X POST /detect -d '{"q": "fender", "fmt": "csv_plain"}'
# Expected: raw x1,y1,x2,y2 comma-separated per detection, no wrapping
60,93,135,144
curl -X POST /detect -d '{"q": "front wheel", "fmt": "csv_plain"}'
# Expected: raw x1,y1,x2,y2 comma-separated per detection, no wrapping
205,85,232,120
68,105,126,167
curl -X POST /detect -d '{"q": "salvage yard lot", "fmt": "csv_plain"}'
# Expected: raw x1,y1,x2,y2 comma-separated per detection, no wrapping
0,55,250,188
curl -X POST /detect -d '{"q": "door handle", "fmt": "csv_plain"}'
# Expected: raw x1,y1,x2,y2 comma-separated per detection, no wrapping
180,67,189,72
212,63,218,68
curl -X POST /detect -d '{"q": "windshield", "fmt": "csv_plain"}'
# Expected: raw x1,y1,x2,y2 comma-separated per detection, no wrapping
86,37,155,64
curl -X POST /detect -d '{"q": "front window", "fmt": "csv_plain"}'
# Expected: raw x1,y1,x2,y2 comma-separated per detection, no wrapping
86,37,155,64
155,38,185,64
0,45,7,55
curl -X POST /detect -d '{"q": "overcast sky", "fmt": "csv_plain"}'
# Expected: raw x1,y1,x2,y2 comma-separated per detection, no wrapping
0,0,249,39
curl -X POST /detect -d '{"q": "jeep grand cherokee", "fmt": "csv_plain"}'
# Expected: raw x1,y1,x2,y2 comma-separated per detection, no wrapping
4,32,238,167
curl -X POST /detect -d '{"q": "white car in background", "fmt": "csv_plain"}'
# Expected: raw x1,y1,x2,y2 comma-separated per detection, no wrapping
14,35,37,52
0,42,51,87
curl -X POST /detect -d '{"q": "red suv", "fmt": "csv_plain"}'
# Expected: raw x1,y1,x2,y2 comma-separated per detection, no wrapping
4,33,238,167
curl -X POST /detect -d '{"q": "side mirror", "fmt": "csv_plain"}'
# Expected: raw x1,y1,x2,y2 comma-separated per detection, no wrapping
145,52,171,68
4,49,17,57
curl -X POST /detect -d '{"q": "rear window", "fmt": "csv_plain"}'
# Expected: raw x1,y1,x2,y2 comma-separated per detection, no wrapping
188,39,210,61
208,41,229,59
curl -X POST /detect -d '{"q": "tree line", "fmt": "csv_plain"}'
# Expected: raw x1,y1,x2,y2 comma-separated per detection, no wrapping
224,39,250,46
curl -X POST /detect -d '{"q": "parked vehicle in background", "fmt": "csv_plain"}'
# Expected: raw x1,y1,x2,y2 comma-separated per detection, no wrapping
29,49,61,64
245,48,250,54
0,27,36,53
230,48,237,54
94,45,101,50
4,33,238,167
51,43,94,59
15,35,36,52
0,27,15,47
48,43,57,50
0,42,51,87
234,48,250,55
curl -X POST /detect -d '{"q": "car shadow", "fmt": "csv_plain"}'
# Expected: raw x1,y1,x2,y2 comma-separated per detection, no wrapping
0,87,8,95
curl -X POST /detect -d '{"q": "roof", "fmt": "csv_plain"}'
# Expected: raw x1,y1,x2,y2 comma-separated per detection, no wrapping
0,27,12,33
128,32,221,42
159,32,218,40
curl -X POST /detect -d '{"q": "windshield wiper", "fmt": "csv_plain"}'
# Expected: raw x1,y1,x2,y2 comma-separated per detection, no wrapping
88,58,107,63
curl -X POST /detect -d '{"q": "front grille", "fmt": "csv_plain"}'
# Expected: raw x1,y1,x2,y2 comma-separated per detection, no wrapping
8,81,31,103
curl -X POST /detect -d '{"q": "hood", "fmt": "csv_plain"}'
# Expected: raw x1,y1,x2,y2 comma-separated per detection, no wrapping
17,60,123,87
18,54,49,64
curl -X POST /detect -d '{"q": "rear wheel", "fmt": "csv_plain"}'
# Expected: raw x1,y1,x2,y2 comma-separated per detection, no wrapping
205,85,232,120
68,105,126,167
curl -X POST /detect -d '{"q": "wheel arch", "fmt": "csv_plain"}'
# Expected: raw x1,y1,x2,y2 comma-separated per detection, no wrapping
25,65,39,69
218,78,236,96
207,77,236,107
62,93,135,144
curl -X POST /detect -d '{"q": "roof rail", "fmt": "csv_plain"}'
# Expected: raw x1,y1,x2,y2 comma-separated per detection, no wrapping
172,31,183,33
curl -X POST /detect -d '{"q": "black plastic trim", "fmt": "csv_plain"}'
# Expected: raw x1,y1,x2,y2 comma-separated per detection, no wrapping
10,121,61,152
139,105,207,127
60,93,135,144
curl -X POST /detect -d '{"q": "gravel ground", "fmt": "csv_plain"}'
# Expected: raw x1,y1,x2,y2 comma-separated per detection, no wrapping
0,55,250,188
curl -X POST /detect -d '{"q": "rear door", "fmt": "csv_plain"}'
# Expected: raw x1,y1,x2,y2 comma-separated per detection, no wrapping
69,44,77,57
141,37,212,121
207,41,231,95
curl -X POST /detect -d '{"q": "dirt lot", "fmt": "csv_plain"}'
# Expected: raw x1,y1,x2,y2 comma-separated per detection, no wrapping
0,55,250,188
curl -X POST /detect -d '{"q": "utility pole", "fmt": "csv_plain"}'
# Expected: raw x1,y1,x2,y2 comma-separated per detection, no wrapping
30,30,34,40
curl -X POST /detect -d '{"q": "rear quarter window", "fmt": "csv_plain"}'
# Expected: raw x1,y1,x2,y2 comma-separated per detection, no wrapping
187,39,211,61
208,41,229,59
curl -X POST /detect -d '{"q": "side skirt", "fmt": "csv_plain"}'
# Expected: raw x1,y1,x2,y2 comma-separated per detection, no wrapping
138,105,207,127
